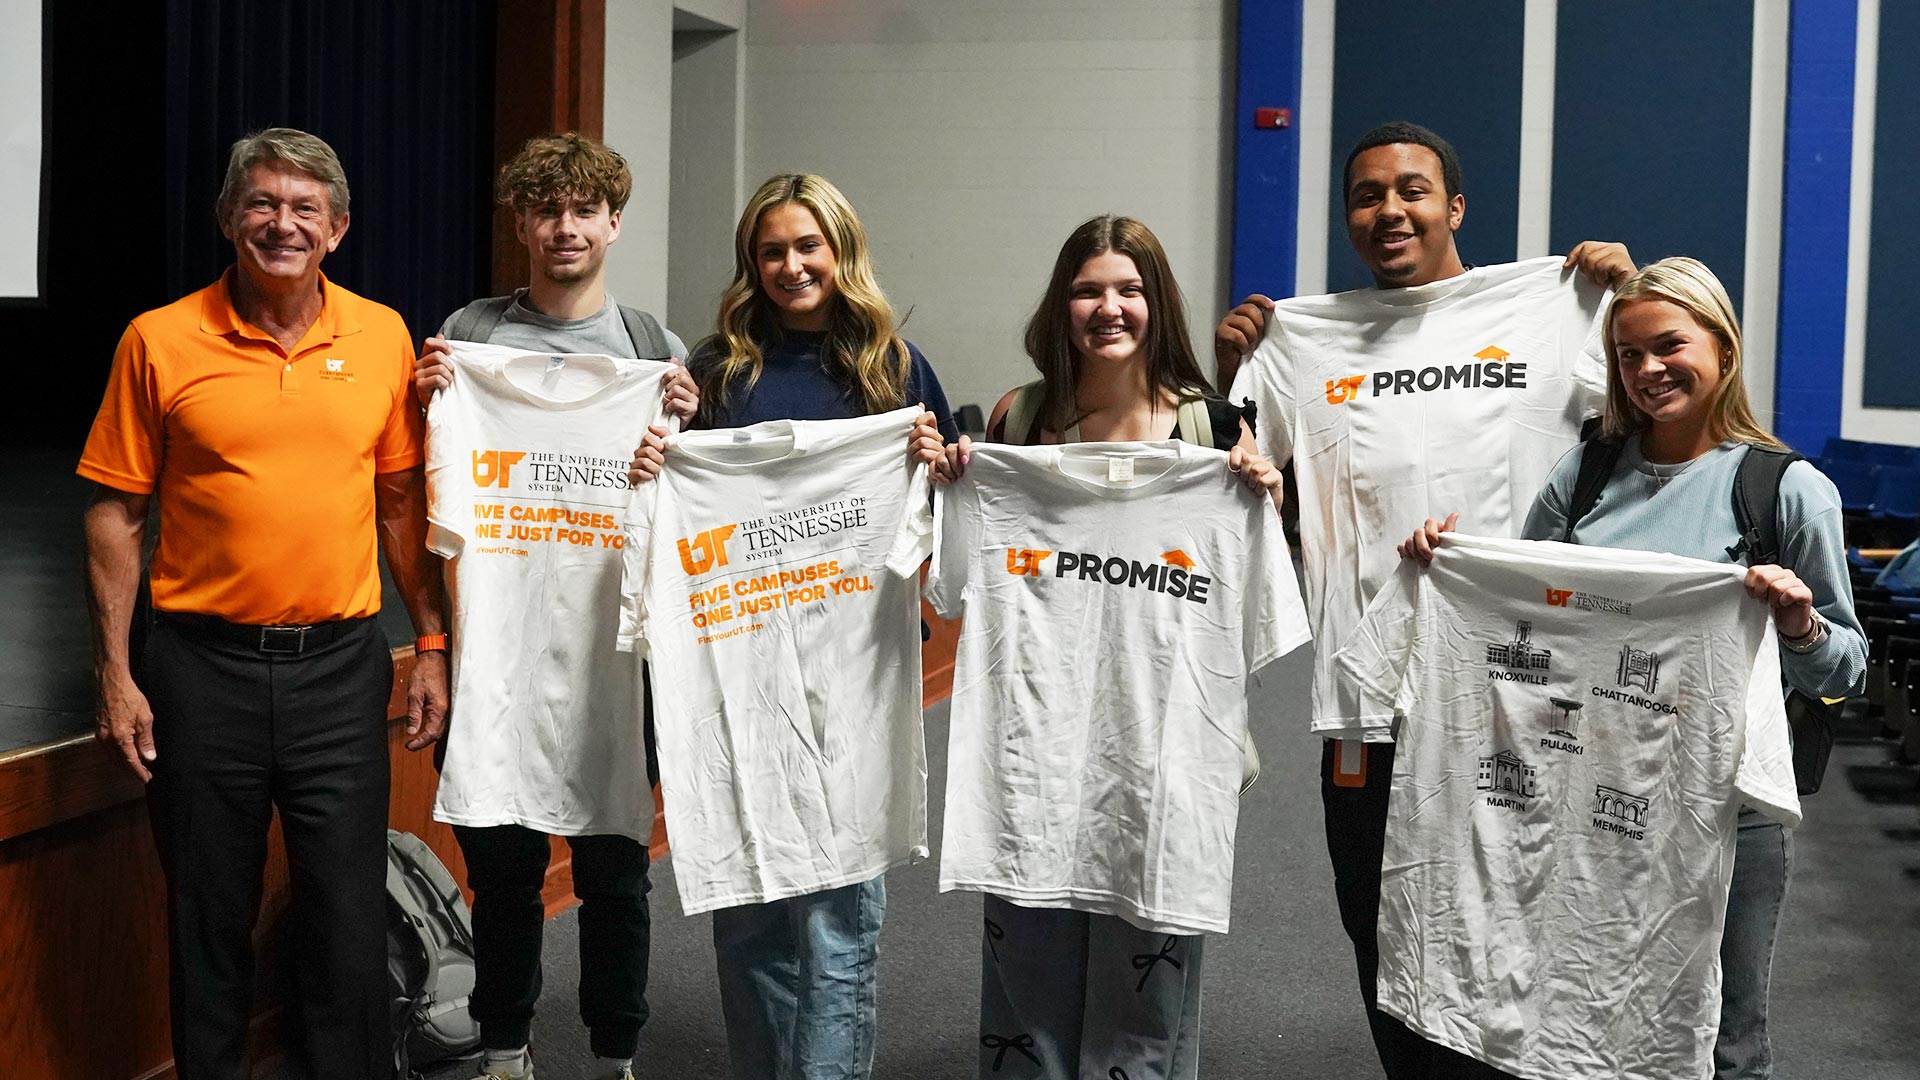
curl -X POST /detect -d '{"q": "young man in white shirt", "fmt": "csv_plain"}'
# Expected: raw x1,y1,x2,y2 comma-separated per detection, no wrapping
1214,121,1634,1079
412,132,697,1080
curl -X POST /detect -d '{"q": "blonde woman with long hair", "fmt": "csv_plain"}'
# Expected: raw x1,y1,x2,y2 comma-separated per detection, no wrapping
628,173,952,1080
1402,257,1866,1079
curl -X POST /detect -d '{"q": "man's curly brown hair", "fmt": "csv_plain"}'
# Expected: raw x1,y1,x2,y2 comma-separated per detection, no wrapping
495,132,632,213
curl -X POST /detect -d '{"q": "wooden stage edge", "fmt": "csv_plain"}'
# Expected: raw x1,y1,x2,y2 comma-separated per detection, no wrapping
0,602,960,1079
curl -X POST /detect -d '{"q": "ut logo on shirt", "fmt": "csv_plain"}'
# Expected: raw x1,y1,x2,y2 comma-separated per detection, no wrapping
678,524,738,575
317,356,355,382
473,450,527,488
1545,588,1573,607
1323,344,1525,406
1005,548,1053,576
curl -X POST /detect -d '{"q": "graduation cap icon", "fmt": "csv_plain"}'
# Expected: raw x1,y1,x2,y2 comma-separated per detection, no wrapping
1161,549,1196,569
1474,345,1510,362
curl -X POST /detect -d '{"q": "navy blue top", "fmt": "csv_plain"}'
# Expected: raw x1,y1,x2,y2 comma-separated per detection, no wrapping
690,330,959,441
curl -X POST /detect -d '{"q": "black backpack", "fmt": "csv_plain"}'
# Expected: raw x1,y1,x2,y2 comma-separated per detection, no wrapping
1562,435,1834,794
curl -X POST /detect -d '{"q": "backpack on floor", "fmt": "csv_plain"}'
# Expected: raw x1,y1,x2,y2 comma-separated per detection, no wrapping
386,829,483,1077
1563,435,1836,795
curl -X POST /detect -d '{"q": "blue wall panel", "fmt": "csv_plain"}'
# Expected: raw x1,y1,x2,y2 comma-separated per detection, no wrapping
1774,0,1856,453
1550,1,1753,318
1863,0,1920,409
1230,0,1304,303
1325,0,1524,293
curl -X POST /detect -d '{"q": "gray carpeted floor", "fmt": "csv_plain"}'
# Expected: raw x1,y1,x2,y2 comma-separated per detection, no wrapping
376,645,1920,1080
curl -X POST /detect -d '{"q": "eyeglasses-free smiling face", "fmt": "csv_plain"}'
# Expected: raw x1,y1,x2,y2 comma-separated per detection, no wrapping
1068,251,1150,367
517,194,621,287
1344,142,1464,288
754,202,840,331
223,161,347,289
1610,297,1727,430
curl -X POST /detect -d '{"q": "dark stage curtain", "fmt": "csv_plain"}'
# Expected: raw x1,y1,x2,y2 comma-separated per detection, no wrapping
163,0,496,343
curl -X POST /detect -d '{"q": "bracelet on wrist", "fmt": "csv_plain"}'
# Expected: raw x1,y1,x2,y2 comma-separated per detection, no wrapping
414,633,449,654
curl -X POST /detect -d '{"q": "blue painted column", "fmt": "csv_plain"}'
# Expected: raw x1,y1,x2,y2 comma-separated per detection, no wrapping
1774,0,1857,454
1229,0,1304,303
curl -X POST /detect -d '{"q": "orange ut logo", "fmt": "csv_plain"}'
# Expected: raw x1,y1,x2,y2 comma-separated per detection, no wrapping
1324,375,1365,405
1545,588,1573,607
473,450,526,488
1005,548,1053,576
678,525,738,575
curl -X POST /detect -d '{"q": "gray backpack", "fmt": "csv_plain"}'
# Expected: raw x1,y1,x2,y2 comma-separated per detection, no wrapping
386,829,482,1075
446,293,675,359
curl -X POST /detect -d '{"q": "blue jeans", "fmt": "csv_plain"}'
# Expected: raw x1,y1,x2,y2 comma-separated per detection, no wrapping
711,875,887,1080
1716,809,1793,1079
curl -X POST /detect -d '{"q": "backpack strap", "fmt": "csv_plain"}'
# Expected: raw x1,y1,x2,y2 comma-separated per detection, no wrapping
445,296,514,343
1729,445,1803,566
617,304,675,360
1002,380,1048,446
1561,434,1627,541
1175,395,1215,449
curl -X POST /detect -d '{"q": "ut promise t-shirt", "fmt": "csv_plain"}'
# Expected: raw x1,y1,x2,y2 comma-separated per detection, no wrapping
1334,533,1798,1080
619,407,933,913
927,442,1310,934
1229,257,1608,738
426,342,671,839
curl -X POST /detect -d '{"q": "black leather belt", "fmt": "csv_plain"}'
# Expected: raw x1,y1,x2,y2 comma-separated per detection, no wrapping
157,612,371,655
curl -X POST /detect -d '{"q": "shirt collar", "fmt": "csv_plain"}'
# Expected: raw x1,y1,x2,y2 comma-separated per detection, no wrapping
200,267,362,353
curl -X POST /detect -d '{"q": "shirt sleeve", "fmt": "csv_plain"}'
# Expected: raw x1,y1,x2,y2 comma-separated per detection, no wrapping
1331,558,1424,713
1228,324,1295,467
905,341,960,443
663,327,691,363
1775,460,1868,698
373,327,426,473
1242,492,1311,673
1734,612,1803,827
1567,275,1611,418
924,479,975,620
76,323,164,494
1520,442,1585,540
884,459,935,578
423,374,465,558
616,484,662,656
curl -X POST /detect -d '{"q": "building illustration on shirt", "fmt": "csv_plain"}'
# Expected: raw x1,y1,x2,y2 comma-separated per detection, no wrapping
1617,644,1661,693
1547,696,1584,740
1487,620,1552,670
1593,785,1651,827
1476,750,1537,799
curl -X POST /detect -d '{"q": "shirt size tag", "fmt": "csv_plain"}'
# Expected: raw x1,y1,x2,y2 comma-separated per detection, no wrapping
1107,455,1135,484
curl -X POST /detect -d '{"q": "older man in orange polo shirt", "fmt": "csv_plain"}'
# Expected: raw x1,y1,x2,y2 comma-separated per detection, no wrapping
79,128,449,1080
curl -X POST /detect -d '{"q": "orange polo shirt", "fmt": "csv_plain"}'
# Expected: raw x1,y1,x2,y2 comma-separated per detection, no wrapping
78,269,424,625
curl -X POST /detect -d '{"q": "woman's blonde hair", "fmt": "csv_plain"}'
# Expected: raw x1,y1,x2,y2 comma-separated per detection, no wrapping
700,174,910,423
1601,256,1788,451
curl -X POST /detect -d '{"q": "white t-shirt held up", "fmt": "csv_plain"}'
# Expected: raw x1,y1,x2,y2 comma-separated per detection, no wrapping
1229,258,1609,739
1334,532,1799,1080
426,342,671,839
619,407,933,914
928,442,1311,934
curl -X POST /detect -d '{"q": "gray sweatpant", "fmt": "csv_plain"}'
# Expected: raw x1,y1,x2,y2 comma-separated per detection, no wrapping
977,894,1204,1080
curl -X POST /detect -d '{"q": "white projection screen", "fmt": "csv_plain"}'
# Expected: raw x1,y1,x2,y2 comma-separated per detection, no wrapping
0,0,43,299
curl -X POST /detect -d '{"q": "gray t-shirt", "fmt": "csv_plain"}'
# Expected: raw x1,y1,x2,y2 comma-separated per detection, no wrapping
439,289,689,361
1522,434,1867,699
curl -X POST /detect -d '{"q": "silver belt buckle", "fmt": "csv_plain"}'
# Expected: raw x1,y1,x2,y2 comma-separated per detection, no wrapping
258,625,308,655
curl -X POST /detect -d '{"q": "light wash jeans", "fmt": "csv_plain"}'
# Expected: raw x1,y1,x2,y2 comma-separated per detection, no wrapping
1716,808,1794,1080
711,875,886,1080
